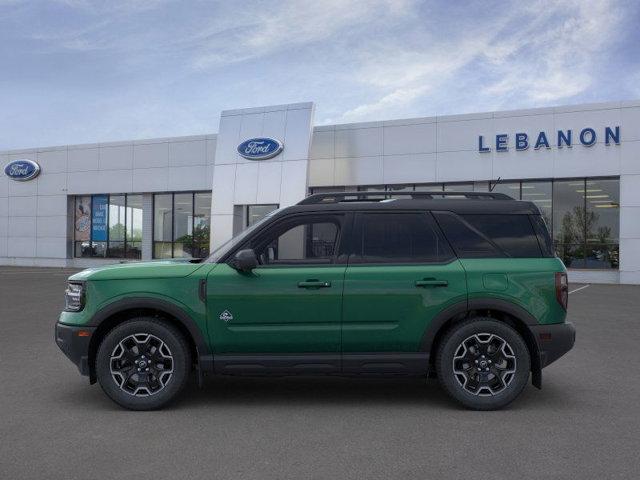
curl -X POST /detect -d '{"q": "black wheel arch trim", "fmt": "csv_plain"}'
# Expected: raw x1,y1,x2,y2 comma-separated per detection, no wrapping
420,297,543,387
87,297,211,367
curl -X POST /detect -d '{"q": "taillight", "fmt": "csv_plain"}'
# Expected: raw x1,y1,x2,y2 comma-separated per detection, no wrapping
555,272,568,310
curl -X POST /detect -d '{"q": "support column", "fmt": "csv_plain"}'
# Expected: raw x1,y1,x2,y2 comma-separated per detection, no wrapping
210,102,315,250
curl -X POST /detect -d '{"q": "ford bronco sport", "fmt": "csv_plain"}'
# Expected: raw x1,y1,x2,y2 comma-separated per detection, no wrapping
56,191,575,410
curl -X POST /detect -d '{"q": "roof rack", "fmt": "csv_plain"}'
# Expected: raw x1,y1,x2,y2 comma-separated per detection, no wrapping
298,191,513,205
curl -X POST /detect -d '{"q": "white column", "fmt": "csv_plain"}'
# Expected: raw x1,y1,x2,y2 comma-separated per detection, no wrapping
619,173,640,284
210,103,315,250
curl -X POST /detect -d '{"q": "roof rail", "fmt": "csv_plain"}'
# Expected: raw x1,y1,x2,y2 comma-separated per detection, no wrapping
298,191,513,205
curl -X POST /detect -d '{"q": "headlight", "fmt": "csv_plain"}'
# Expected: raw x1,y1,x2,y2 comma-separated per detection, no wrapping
65,282,85,312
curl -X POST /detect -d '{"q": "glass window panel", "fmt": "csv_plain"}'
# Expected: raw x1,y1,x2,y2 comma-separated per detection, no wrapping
444,183,473,192
154,194,172,242
126,194,143,259
310,186,346,194
461,215,542,258
74,242,92,258
357,185,385,200
108,195,125,242
154,242,173,259
489,181,520,200
585,179,619,244
556,243,585,269
356,213,453,263
194,193,212,257
254,220,339,264
107,241,125,258
386,185,414,192
553,180,586,245
386,184,414,199
173,193,194,257
414,184,443,191
433,212,503,259
584,243,619,269
473,182,489,192
92,241,107,258
74,196,91,242
521,181,552,228
247,204,278,227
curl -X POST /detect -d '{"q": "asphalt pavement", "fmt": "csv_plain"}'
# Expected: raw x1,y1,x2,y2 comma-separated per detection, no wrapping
0,267,639,479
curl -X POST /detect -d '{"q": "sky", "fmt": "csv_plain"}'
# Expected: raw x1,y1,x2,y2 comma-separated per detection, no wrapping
1,0,639,150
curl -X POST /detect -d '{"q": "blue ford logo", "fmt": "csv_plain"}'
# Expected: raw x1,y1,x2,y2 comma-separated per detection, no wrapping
4,159,41,181
237,138,283,160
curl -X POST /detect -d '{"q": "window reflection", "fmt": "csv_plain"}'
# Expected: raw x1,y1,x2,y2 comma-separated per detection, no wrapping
310,177,620,270
153,192,212,259
521,181,552,229
74,193,144,259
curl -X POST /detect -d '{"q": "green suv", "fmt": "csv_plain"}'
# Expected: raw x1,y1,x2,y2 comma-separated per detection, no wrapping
55,191,575,410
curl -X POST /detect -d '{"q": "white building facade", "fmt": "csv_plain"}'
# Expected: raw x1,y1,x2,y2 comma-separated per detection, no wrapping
2,100,639,284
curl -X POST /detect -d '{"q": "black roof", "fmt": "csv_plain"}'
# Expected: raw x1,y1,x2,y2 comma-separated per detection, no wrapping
281,191,541,215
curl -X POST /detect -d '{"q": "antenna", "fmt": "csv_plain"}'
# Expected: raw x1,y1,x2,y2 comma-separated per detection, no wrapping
489,177,502,192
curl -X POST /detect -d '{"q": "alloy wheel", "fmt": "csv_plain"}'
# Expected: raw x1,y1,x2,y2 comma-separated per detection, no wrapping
109,333,174,397
452,333,517,396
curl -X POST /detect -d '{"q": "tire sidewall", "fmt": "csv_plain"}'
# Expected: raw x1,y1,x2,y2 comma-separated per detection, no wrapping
437,319,531,410
96,318,190,410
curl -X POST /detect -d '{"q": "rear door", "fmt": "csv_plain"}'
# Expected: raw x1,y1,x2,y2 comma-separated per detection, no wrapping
341,211,467,372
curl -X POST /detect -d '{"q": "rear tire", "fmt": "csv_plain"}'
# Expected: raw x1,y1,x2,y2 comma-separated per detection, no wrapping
96,318,191,410
436,318,530,410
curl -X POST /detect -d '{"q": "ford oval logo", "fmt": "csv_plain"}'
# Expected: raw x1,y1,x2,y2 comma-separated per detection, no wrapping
237,138,283,160
4,159,41,181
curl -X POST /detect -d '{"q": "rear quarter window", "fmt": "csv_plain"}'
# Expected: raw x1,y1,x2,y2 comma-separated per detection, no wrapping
461,214,542,258
434,212,544,258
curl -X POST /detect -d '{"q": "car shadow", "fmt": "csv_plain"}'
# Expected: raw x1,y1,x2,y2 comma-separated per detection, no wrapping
54,374,579,412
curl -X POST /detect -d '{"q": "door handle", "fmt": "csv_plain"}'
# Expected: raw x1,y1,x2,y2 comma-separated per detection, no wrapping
298,280,332,289
415,279,448,288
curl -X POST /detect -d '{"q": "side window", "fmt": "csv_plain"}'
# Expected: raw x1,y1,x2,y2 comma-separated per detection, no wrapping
433,212,503,258
461,214,542,258
251,217,340,265
353,212,453,264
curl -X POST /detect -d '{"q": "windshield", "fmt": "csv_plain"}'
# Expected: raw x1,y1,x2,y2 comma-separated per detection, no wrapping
206,208,282,263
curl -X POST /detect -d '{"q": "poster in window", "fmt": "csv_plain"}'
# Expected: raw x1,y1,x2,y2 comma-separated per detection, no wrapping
91,195,108,242
74,196,91,241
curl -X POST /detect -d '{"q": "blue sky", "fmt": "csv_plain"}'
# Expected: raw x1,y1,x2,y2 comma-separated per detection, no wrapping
1,0,638,150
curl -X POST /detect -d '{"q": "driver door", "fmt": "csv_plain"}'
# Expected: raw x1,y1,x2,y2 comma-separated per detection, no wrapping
206,213,347,359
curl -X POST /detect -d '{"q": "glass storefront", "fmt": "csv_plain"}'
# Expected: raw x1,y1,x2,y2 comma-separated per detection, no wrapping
310,177,620,270
74,193,143,259
153,192,211,259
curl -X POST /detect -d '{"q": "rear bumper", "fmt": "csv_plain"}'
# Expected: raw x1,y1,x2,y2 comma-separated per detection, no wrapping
530,322,576,368
55,322,96,376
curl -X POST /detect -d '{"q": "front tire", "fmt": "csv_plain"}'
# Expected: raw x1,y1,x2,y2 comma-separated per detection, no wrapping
96,318,191,410
436,318,530,410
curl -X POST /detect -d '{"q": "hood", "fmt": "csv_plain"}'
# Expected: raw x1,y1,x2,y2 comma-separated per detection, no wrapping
69,259,206,281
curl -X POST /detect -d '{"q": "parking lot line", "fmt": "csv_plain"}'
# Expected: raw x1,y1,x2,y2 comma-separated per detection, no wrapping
569,284,590,295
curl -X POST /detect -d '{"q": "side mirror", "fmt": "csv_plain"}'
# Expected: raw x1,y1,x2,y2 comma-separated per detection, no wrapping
231,249,258,272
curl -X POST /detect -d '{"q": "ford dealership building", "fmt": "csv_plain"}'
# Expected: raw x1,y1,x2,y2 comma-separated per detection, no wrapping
1,100,639,284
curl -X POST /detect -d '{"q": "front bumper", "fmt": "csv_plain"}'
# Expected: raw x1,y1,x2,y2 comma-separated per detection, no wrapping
530,321,576,368
55,322,96,376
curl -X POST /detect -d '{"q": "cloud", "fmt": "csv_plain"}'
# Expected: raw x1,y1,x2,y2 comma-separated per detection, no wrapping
334,0,626,123
190,0,415,70
481,0,622,104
